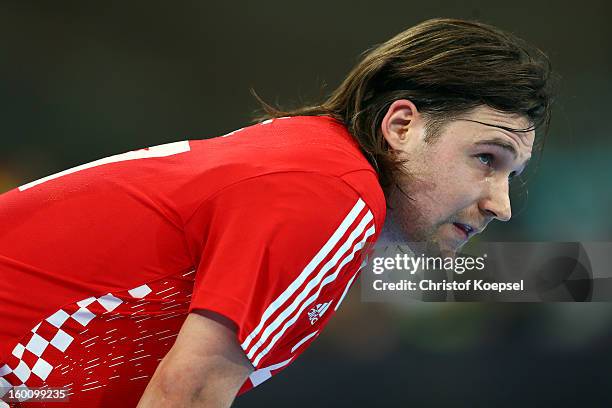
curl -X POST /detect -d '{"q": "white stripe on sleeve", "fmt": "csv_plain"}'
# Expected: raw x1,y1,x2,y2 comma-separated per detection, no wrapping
240,198,366,351
290,331,319,353
246,210,373,361
252,224,376,366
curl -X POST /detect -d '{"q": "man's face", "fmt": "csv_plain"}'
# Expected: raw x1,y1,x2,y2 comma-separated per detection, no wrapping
380,103,534,256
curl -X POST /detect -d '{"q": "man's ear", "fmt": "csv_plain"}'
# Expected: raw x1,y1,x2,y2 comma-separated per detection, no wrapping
381,99,420,150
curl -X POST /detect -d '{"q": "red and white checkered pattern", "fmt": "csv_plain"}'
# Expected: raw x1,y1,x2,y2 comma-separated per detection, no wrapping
0,287,145,403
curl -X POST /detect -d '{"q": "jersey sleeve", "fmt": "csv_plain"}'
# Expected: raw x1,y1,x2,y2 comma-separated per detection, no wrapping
185,171,379,369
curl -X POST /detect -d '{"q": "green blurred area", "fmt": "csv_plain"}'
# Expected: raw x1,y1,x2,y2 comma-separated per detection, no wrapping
1,1,611,406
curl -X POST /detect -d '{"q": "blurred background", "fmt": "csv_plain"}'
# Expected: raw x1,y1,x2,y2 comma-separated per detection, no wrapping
1,1,611,406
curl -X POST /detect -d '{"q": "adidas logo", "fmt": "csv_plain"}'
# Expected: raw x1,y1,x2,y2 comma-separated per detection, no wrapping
307,302,331,325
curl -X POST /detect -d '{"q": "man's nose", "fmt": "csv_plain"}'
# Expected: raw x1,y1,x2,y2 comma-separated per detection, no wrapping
479,177,512,222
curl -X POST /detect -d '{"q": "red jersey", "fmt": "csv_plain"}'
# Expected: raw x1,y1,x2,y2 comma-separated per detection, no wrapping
0,116,385,407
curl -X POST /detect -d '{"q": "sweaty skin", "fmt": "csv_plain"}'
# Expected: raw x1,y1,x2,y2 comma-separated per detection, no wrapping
379,101,534,257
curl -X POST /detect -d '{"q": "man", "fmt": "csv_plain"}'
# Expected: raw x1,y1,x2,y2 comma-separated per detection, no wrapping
0,18,552,407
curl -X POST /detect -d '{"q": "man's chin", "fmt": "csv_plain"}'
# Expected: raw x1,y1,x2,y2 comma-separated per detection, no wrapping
379,226,464,257
424,238,462,258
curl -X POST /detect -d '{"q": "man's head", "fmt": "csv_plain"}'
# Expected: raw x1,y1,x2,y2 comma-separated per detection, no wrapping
379,101,534,255
255,18,555,254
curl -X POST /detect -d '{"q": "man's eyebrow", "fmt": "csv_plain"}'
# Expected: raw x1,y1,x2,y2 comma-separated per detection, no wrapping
474,139,518,160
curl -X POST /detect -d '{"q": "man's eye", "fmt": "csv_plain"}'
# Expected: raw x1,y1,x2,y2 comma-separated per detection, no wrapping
477,153,494,166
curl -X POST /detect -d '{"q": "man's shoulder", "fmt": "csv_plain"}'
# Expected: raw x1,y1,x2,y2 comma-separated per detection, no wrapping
337,169,386,233
194,116,372,175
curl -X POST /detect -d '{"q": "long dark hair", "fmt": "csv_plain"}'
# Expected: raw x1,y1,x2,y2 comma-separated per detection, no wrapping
253,18,555,188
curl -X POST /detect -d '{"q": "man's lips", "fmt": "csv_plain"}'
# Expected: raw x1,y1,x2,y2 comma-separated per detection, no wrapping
453,222,476,239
